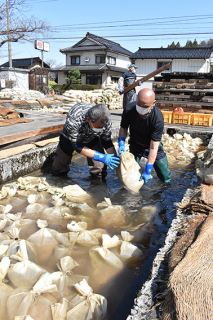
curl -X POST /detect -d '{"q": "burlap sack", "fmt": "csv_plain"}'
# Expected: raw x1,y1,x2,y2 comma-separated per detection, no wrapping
120,231,141,259
7,240,46,288
7,273,57,320
50,256,88,301
89,234,123,269
51,298,68,320
0,257,13,320
67,279,107,320
67,221,100,247
116,152,144,193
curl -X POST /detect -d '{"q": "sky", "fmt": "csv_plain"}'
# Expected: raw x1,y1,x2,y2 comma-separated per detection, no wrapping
1,0,213,66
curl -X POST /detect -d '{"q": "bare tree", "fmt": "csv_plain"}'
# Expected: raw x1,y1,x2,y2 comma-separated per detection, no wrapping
0,0,50,48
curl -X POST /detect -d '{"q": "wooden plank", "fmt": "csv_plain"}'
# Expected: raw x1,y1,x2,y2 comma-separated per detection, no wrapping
154,81,213,86
154,88,213,93
0,131,61,151
156,94,203,100
156,100,213,108
0,125,63,146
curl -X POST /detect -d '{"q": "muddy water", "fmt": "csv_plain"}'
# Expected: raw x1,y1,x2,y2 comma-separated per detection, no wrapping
0,155,201,320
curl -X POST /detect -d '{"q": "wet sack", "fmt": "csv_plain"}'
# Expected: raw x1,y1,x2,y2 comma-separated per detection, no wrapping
116,152,144,193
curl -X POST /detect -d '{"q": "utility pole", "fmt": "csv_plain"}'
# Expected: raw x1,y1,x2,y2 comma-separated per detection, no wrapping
6,0,12,68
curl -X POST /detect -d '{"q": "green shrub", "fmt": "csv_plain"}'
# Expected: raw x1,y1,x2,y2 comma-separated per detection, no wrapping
51,84,101,94
48,80,57,92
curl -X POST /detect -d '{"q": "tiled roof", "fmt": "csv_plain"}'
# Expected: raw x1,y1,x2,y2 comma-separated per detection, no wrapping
60,32,132,56
55,64,127,73
0,57,50,68
130,47,213,59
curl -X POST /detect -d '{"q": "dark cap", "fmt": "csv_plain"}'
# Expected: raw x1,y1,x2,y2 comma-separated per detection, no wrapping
129,64,138,69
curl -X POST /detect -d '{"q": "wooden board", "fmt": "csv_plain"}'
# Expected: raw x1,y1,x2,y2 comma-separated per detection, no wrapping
0,125,63,146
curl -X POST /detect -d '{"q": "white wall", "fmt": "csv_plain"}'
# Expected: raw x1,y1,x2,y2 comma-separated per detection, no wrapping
65,50,131,68
0,69,29,90
136,58,209,76
58,72,67,85
66,50,106,65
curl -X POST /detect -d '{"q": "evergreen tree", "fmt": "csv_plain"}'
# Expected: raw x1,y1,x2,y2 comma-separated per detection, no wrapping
185,40,193,47
65,69,82,85
193,39,198,47
168,41,176,48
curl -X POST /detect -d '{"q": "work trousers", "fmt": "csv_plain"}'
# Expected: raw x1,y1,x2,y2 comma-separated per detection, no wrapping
129,139,171,183
51,135,107,179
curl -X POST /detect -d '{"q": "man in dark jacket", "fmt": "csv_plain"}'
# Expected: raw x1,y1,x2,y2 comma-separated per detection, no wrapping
117,88,171,184
51,103,119,181
118,63,142,109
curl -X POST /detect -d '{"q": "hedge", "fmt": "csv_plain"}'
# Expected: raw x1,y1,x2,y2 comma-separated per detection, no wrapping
52,84,101,94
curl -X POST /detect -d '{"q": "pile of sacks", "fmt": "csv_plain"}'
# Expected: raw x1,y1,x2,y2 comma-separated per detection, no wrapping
0,88,45,101
162,133,203,167
0,176,143,320
114,132,203,170
62,84,123,111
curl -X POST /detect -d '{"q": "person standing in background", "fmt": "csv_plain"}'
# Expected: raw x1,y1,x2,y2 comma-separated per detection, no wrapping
118,63,142,109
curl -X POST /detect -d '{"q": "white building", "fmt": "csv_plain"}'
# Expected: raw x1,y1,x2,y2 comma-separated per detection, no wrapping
130,46,213,90
56,32,132,87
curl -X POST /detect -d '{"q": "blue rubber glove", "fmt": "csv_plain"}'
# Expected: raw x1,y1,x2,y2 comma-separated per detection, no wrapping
93,152,120,170
138,81,142,86
119,86,124,93
140,164,153,183
118,137,126,155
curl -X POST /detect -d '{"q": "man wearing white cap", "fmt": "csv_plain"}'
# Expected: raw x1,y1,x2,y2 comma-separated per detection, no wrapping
117,88,171,184
118,63,142,109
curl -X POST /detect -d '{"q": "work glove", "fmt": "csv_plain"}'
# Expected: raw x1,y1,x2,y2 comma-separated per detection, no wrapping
140,164,153,183
138,81,142,86
118,137,126,155
119,86,124,93
93,152,120,170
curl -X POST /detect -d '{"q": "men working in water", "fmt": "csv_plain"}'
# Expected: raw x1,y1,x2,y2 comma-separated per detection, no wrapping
118,88,171,184
51,103,120,181
118,63,142,109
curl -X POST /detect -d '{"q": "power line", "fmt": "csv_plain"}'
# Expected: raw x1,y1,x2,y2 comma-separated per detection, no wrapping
35,31,213,41
50,14,213,28
52,16,213,31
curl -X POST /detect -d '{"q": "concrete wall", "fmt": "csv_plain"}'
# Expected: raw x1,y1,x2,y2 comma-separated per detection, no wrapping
0,69,29,90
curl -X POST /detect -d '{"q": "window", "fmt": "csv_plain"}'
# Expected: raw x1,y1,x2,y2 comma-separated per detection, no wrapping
111,77,119,83
71,56,80,65
157,61,172,71
95,55,105,64
86,73,102,85
107,56,116,65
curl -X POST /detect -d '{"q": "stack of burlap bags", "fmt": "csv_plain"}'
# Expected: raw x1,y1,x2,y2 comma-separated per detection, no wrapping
0,175,143,320
62,83,123,111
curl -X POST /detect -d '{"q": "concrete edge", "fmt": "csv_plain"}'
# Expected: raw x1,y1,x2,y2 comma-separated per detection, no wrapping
0,126,120,185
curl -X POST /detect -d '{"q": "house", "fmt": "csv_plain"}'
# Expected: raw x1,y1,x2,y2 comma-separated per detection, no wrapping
0,57,50,69
0,57,50,91
130,46,213,89
56,32,132,86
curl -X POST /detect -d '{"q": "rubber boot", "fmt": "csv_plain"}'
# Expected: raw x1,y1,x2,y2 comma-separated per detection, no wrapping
154,155,171,183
